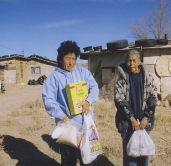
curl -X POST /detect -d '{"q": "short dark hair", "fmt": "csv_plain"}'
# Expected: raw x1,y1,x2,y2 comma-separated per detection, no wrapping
57,41,80,68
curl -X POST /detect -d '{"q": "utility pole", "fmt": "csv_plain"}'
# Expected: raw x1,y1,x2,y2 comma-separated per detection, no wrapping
22,50,24,56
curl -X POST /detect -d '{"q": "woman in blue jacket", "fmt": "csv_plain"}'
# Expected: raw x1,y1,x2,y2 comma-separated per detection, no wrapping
42,41,99,166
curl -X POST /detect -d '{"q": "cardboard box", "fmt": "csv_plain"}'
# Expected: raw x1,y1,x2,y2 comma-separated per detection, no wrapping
65,81,90,115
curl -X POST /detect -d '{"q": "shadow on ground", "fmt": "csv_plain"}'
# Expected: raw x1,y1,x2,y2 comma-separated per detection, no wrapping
42,134,115,166
96,155,115,166
3,135,60,166
41,134,60,154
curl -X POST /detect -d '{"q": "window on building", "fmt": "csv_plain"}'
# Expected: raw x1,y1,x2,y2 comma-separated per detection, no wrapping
31,67,41,74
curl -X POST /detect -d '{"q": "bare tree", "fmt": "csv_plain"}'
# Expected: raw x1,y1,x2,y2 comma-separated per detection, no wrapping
129,18,149,39
129,0,171,39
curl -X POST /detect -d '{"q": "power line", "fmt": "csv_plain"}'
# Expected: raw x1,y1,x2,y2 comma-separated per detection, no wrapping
0,44,21,53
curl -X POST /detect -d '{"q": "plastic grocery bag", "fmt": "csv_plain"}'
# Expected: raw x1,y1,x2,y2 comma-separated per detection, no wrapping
127,129,155,157
52,119,83,148
80,114,103,164
51,125,63,139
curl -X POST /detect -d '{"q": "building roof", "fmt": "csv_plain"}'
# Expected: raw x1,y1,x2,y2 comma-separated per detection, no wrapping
80,40,171,60
0,54,57,66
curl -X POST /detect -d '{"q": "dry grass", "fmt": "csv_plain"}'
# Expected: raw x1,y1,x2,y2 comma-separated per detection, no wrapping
155,111,171,123
151,108,171,159
8,99,52,136
93,99,122,162
154,109,171,141
164,94,171,105
11,99,46,117
5,119,17,126
93,99,171,163
1,97,171,165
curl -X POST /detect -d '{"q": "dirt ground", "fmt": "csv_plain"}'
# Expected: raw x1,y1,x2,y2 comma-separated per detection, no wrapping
0,84,171,166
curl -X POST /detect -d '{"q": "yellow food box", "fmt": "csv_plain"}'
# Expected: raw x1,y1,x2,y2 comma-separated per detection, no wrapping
65,81,90,115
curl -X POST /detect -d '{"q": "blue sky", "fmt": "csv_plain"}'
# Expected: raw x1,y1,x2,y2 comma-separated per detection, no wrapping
0,0,156,63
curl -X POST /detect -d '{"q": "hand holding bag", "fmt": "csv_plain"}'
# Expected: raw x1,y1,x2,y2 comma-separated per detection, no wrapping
80,114,103,164
127,128,155,157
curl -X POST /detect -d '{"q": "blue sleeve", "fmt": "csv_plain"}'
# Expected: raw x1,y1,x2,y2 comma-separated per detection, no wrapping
42,74,66,120
83,68,99,105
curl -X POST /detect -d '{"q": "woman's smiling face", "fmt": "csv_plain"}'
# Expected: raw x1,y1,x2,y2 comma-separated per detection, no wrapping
126,53,140,74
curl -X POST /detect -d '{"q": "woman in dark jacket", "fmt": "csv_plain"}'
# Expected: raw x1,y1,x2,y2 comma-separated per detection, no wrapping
114,50,157,166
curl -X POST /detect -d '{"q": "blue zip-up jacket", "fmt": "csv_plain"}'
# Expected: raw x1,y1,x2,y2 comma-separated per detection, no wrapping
42,66,99,125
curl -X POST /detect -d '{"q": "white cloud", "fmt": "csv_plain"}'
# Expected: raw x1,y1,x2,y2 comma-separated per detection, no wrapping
32,20,82,29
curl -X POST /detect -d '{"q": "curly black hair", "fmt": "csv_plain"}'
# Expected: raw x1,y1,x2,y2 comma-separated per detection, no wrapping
57,40,80,68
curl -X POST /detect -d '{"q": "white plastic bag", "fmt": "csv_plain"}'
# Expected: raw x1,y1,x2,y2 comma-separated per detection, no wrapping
57,125,78,147
80,114,103,164
52,119,83,148
51,125,63,139
127,129,155,157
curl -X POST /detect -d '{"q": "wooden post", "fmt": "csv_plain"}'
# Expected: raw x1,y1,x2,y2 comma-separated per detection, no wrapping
0,80,1,94
0,67,5,94
1,80,5,94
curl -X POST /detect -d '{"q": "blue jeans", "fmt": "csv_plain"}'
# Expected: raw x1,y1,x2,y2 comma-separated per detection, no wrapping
59,144,96,166
122,128,149,166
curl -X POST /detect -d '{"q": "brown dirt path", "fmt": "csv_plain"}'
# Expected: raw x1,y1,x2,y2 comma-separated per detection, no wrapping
0,84,42,114
0,84,60,166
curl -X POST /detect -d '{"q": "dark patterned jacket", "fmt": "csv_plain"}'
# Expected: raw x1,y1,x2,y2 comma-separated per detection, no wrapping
114,62,157,134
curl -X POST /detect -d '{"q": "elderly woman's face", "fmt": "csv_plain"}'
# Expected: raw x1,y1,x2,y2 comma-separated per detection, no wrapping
126,54,140,74
60,53,76,72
